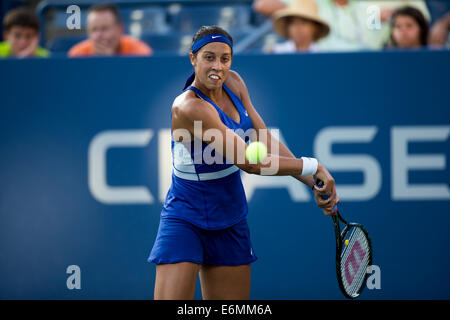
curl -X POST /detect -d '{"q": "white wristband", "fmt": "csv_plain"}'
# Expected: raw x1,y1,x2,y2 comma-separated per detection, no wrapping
301,157,318,176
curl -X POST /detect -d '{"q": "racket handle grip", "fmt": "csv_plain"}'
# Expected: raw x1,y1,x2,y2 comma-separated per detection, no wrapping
315,179,337,213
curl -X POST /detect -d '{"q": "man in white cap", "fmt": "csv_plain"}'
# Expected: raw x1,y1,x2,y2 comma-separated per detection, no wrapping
271,0,330,53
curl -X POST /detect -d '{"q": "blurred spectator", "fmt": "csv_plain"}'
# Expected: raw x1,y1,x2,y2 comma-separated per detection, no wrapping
428,11,450,48
313,0,429,52
0,7,49,58
254,0,430,21
310,0,374,51
370,0,430,23
271,0,329,53
68,4,152,57
253,0,289,16
254,0,430,51
426,0,450,25
387,6,429,49
368,1,430,49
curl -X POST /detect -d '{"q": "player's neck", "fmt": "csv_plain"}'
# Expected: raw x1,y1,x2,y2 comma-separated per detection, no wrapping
193,81,223,105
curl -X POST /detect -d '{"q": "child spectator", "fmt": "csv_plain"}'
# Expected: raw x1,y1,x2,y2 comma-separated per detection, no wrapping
271,0,329,53
0,7,50,58
254,0,430,51
388,6,429,49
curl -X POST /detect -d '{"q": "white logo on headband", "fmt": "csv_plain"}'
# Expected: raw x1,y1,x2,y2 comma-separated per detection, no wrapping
212,36,221,39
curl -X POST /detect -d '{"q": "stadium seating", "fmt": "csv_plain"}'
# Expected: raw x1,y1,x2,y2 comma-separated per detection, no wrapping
48,8,87,28
142,33,191,55
121,7,171,37
48,35,85,53
168,4,252,33
38,0,265,55
248,32,285,53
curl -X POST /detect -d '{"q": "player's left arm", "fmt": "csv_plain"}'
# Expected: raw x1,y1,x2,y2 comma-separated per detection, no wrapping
229,70,338,213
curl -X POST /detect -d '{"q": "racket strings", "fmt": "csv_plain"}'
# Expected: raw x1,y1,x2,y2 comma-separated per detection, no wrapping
340,227,371,297
344,234,370,296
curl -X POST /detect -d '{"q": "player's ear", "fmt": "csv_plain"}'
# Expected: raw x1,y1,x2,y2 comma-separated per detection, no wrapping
189,52,196,67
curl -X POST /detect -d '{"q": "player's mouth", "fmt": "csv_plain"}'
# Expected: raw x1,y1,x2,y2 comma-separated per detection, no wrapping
208,74,221,81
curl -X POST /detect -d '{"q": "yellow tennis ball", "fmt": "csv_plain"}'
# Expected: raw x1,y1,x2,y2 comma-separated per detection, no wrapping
245,141,267,163
345,239,349,246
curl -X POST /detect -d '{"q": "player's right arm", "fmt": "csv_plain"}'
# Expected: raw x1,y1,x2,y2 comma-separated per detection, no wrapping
171,92,335,196
226,71,337,207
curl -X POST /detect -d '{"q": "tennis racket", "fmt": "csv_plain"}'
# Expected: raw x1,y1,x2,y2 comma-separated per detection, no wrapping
316,179,373,299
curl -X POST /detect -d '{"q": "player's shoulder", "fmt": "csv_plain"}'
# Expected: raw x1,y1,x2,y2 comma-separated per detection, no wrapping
226,70,245,89
225,70,247,99
172,90,212,122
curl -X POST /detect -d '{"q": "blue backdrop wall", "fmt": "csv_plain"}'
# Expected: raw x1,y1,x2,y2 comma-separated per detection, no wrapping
1,50,449,299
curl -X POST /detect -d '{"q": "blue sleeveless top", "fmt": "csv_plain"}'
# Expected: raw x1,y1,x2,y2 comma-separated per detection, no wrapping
161,83,253,230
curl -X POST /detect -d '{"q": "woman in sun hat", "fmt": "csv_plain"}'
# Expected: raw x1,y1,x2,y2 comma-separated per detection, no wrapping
271,0,330,53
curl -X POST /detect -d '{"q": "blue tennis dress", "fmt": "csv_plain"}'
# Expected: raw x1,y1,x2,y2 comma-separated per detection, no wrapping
148,82,258,266
162,83,253,230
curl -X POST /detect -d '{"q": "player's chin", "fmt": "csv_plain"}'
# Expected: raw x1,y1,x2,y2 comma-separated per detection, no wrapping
205,80,222,90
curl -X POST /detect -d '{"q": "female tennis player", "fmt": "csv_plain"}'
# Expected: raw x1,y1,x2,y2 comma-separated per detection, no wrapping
148,25,339,300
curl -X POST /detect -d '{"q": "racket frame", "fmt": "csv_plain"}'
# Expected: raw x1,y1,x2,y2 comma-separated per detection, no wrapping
332,210,373,299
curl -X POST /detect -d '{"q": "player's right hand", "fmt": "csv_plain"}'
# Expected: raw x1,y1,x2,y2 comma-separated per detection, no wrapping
313,185,339,216
313,163,334,194
313,163,339,215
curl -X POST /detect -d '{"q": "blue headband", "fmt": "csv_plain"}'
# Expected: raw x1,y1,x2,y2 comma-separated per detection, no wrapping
191,33,233,54
183,34,233,90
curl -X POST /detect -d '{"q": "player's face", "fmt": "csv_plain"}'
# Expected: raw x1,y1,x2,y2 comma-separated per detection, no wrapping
191,42,232,90
392,15,421,48
87,11,123,52
4,26,38,56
